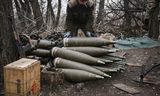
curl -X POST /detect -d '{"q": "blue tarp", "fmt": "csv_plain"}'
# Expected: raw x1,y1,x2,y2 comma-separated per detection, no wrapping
114,37,160,49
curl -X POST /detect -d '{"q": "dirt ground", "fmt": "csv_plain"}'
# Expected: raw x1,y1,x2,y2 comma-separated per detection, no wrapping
41,47,160,96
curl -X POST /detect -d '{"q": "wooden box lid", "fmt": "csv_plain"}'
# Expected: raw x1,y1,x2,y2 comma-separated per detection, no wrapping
4,58,39,70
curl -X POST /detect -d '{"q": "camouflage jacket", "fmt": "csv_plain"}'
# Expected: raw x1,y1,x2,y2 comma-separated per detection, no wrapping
66,0,95,24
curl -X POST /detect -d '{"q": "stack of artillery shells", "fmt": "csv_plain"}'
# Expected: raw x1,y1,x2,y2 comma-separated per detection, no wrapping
53,58,111,77
26,37,125,82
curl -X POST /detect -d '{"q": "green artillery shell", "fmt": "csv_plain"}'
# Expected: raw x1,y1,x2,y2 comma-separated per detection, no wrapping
93,66,117,73
100,62,126,70
51,47,105,65
99,56,123,62
95,57,113,64
61,69,104,82
63,47,118,56
29,49,51,57
63,37,117,47
54,58,111,77
31,40,56,49
107,54,126,59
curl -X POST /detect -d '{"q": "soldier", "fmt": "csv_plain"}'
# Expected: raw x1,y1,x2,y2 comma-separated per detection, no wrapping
65,0,96,37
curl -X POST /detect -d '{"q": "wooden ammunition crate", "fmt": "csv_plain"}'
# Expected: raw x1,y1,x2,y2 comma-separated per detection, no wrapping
4,58,40,96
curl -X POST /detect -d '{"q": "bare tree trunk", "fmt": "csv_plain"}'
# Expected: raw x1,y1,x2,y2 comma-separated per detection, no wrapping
96,0,105,24
14,0,21,19
123,0,133,37
24,0,32,23
0,0,19,90
14,0,26,28
14,0,33,33
29,0,44,31
46,0,55,30
40,0,46,15
19,0,27,12
124,0,131,28
55,0,62,27
148,0,159,39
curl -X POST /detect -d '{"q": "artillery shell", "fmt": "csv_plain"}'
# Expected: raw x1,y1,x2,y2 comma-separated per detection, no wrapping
51,47,105,65
63,37,117,47
63,47,118,56
107,54,126,59
29,49,51,57
95,57,113,64
54,58,111,77
93,66,118,73
99,56,123,61
61,69,104,82
31,39,56,49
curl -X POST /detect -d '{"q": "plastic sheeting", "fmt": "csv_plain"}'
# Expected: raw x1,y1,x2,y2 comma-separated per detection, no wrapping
114,37,160,49
62,31,160,49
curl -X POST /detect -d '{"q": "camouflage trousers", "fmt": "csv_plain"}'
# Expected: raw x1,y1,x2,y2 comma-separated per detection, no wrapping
65,16,95,37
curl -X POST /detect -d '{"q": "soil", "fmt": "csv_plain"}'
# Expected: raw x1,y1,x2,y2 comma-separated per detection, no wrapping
41,47,160,96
